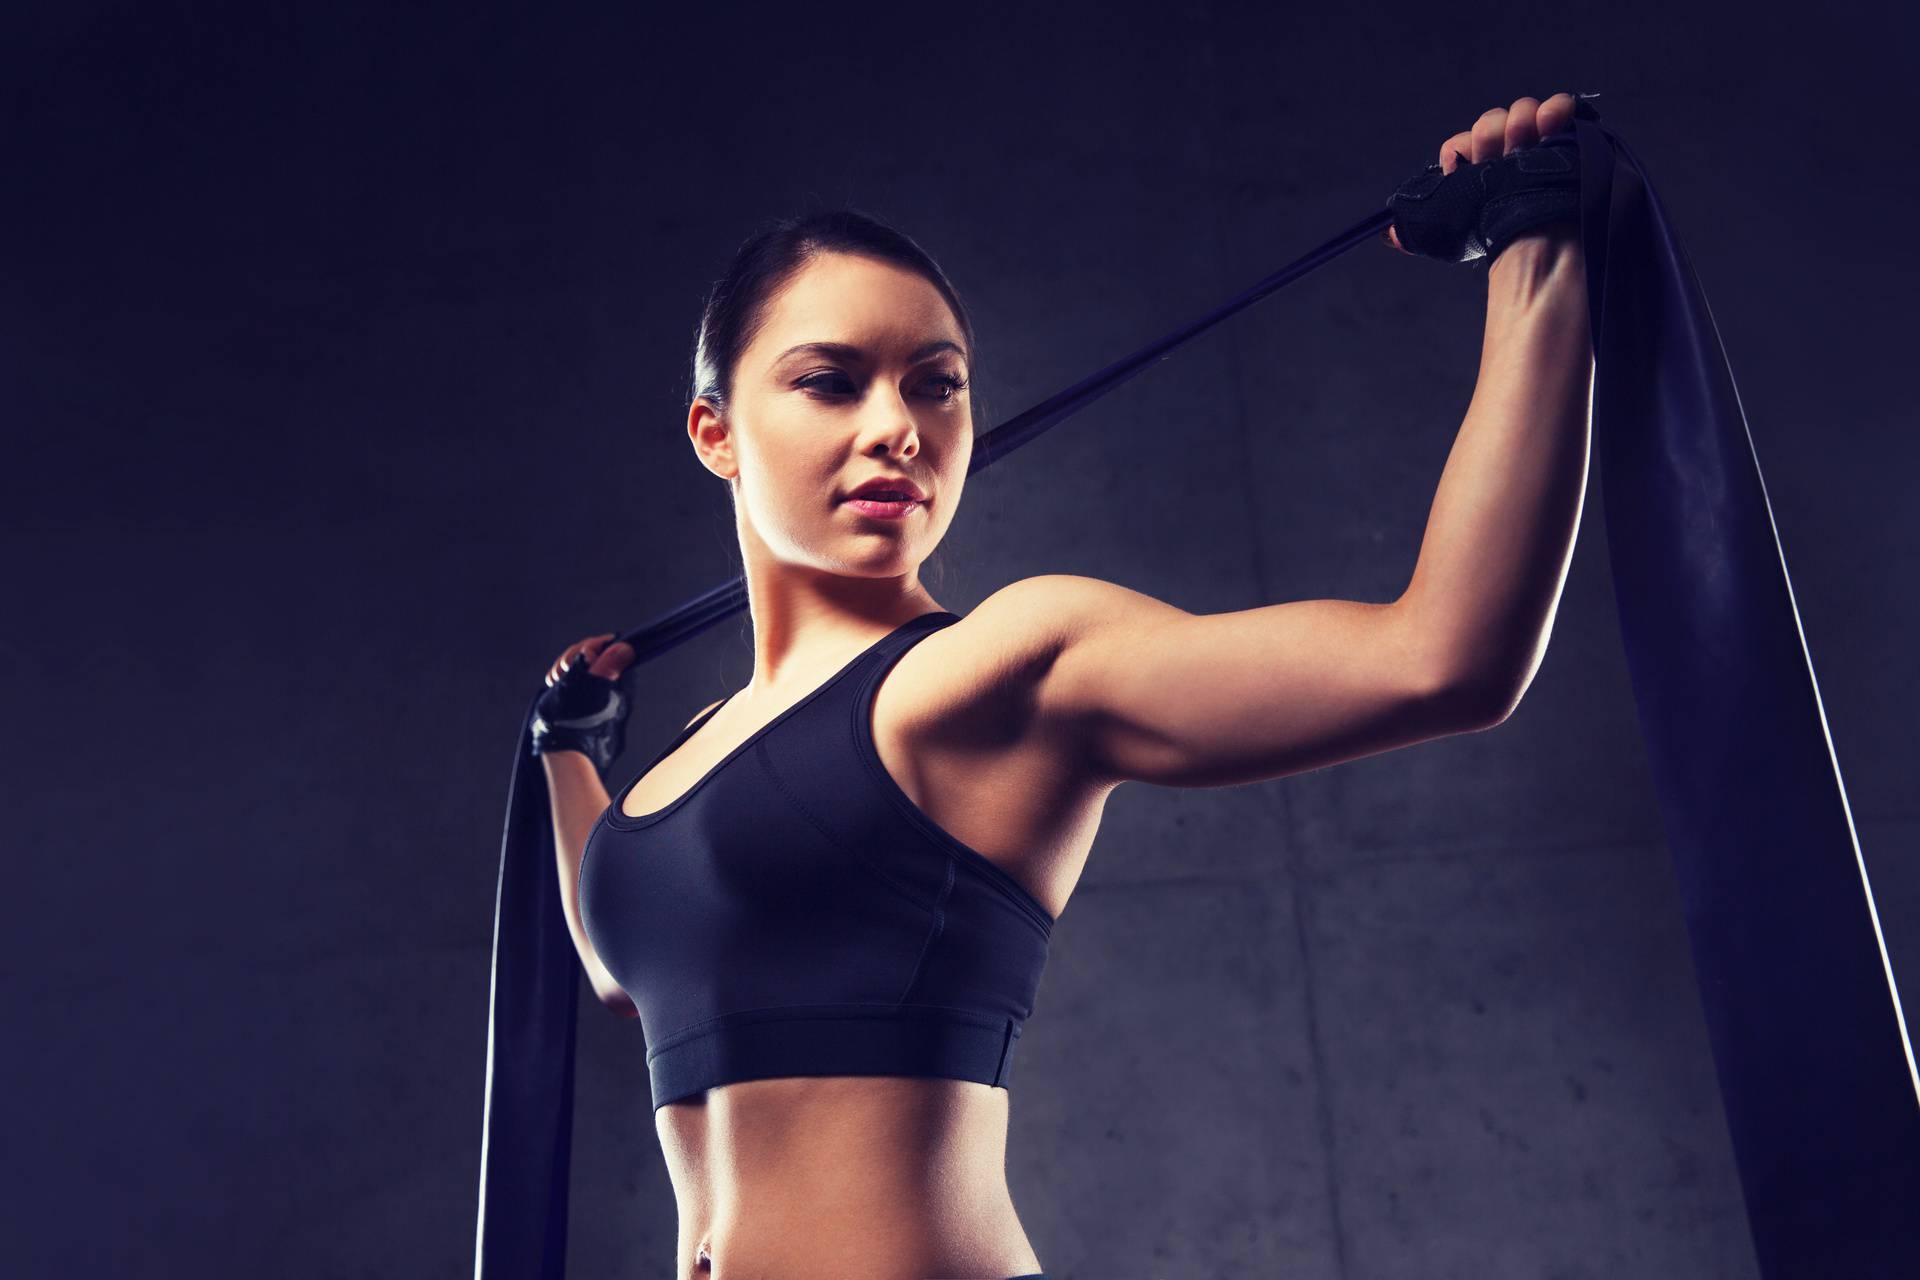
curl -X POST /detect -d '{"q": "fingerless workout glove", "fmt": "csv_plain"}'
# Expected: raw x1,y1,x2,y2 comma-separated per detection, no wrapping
1387,95,1601,267
530,660,630,773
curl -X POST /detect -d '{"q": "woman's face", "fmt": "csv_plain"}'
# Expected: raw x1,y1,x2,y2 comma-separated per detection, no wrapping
689,251,973,579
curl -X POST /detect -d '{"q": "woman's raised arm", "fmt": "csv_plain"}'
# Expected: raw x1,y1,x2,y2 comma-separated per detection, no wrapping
999,97,1595,793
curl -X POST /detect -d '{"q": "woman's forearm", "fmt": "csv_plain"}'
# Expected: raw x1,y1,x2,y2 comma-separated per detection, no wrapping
1398,224,1595,719
541,750,637,1014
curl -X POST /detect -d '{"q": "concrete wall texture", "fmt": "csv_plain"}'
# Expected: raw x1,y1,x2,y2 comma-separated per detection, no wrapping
9,2,1913,1277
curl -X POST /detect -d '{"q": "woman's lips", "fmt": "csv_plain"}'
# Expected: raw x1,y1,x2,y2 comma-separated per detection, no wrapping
841,495,922,519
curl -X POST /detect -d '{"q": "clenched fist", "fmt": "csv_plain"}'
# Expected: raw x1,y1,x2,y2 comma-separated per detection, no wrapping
1385,91,1590,266
531,632,638,772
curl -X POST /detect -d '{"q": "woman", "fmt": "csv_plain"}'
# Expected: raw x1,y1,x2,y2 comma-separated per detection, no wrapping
531,90,1593,1280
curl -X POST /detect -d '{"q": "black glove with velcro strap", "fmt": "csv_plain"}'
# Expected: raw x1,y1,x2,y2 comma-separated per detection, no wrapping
1386,95,1601,267
529,658,631,773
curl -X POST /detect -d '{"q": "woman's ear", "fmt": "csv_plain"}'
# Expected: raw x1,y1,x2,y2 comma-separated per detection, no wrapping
687,396,739,481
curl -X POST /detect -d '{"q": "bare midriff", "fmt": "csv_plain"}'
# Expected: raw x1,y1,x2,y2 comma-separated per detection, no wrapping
654,1074,1043,1280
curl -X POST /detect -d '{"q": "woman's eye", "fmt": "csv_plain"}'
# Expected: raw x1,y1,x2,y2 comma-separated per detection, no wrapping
797,372,856,396
796,371,968,401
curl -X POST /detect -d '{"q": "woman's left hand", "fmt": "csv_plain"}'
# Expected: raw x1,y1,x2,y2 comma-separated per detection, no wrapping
1386,92,1580,254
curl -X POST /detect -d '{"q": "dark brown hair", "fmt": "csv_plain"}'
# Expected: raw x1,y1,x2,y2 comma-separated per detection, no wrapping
688,207,979,418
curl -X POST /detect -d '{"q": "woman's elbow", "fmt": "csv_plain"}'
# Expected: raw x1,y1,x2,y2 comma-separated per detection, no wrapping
594,983,639,1018
1441,666,1527,731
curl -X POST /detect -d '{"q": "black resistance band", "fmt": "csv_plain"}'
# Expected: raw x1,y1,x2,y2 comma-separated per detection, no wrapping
474,101,1920,1279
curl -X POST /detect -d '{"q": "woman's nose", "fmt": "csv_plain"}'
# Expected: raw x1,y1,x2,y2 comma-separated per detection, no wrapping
864,388,920,454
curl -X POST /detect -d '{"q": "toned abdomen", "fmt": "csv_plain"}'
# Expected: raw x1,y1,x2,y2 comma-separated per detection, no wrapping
655,1074,1041,1280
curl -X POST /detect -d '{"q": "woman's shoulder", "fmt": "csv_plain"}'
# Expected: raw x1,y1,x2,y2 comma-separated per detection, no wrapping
906,574,1187,789
967,573,1187,660
929,574,1187,715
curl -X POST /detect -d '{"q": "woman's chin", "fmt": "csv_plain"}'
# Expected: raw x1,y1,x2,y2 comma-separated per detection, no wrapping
818,541,931,578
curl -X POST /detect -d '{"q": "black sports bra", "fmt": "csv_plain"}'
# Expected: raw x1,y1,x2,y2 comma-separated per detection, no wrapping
578,609,1056,1110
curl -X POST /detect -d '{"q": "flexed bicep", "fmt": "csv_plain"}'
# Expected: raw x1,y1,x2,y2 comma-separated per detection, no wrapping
996,574,1497,790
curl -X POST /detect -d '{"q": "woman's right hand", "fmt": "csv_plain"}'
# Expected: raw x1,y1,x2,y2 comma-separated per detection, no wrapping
530,632,638,771
542,633,635,686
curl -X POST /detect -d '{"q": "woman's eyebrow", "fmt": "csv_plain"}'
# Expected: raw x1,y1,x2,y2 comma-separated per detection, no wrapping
772,339,965,366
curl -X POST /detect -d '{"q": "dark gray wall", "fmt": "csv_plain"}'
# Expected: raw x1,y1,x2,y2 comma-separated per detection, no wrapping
8,3,1912,1277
